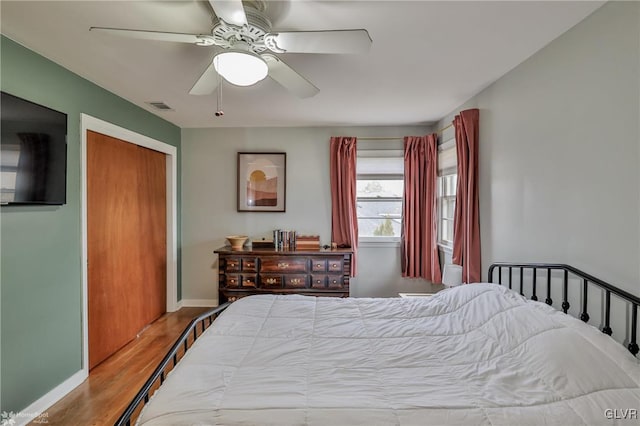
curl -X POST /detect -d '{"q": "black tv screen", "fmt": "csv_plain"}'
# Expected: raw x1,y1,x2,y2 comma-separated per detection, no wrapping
1,91,67,205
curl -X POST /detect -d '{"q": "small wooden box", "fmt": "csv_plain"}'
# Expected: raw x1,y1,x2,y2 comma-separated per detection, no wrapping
251,239,275,249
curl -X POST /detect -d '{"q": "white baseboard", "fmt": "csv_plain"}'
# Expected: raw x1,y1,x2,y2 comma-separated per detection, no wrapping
10,369,87,426
178,298,219,308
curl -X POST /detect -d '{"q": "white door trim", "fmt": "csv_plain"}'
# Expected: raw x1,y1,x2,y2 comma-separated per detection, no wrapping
80,113,178,375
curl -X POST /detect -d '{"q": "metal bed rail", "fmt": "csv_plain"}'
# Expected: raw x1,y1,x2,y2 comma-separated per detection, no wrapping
488,263,639,357
114,302,231,426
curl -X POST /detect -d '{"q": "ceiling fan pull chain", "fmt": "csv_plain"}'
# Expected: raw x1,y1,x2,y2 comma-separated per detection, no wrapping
215,72,224,117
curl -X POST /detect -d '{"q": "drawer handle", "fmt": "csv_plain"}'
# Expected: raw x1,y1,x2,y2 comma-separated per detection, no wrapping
316,263,323,267
331,264,339,269
229,279,237,284
278,262,289,268
229,263,237,268
265,278,277,284
246,263,253,267
332,280,338,284
316,280,322,284
291,278,301,284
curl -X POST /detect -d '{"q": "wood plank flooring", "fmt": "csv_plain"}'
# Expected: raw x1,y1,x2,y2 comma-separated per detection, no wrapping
30,307,210,426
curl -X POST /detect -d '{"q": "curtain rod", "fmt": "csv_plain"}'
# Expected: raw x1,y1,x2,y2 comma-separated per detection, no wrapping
356,136,404,141
356,124,453,141
437,123,453,133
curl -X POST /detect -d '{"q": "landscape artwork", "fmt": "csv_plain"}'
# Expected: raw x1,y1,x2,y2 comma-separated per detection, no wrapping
237,152,286,212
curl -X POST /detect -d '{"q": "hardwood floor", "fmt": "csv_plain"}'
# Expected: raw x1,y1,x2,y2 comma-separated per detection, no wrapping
31,307,210,426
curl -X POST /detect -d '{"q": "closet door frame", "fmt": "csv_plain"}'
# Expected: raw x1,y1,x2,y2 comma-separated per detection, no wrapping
80,113,178,374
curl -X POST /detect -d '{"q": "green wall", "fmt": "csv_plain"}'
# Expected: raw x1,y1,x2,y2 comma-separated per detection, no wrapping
0,36,182,413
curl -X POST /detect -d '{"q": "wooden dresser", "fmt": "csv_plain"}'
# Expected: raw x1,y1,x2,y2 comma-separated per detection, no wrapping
214,247,353,302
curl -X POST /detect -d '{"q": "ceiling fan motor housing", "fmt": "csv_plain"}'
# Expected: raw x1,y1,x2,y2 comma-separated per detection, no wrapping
211,5,271,53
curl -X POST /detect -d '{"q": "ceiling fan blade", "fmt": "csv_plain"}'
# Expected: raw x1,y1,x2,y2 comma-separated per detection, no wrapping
90,27,215,45
262,54,319,98
208,0,247,27
264,29,372,54
189,61,221,95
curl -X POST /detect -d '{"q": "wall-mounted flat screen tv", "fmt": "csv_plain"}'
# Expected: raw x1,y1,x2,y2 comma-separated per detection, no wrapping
1,91,68,205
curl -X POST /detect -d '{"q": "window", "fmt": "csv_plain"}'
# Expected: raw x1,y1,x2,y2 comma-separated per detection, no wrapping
438,173,457,247
356,149,403,241
437,139,457,248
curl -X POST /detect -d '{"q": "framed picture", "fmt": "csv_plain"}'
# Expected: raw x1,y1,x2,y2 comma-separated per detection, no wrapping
237,152,286,212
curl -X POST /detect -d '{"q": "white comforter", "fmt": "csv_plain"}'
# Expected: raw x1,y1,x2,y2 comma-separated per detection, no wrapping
138,284,640,425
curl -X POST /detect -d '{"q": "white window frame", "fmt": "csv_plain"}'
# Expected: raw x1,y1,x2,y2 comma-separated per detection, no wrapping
437,173,457,250
437,139,457,251
356,149,404,246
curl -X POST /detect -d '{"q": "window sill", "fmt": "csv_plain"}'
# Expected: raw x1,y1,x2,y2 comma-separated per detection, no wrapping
438,243,453,254
359,237,401,248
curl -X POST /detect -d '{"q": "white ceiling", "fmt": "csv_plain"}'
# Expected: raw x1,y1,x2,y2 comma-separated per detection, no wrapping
1,1,604,128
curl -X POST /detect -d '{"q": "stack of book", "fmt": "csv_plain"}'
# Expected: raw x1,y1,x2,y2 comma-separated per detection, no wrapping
271,231,321,250
295,235,320,250
273,230,297,250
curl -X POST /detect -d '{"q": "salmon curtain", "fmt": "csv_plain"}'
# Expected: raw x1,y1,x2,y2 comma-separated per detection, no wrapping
452,109,481,283
330,136,358,276
401,134,441,282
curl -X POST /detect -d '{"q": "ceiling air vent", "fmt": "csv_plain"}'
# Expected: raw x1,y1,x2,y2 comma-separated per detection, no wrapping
146,101,173,111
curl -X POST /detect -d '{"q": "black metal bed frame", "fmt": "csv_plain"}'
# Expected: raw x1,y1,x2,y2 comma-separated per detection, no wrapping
488,262,640,357
115,263,640,425
114,303,230,426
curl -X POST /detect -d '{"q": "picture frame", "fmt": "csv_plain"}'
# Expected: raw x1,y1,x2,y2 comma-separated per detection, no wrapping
237,152,286,212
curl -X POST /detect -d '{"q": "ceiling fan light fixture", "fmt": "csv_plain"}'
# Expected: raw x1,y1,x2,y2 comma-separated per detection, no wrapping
213,50,268,87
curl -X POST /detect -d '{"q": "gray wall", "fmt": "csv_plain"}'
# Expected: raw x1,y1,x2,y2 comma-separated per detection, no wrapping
0,36,181,413
180,125,438,302
437,1,640,337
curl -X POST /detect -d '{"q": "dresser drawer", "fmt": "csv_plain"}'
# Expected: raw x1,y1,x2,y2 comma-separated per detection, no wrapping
260,274,283,289
311,258,327,272
226,274,241,287
310,274,326,288
261,257,308,273
225,258,241,272
327,275,344,289
241,258,258,273
241,275,257,288
327,258,343,273
284,274,308,289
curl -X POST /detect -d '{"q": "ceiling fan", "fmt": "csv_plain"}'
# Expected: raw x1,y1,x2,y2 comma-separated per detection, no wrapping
90,0,372,98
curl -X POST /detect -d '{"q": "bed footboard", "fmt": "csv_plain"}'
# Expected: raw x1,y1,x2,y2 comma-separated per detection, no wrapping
488,263,639,357
114,303,230,426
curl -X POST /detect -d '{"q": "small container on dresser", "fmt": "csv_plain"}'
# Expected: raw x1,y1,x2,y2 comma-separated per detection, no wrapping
214,247,353,303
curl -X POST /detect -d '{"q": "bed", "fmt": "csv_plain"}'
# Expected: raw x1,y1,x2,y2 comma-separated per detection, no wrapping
116,263,640,425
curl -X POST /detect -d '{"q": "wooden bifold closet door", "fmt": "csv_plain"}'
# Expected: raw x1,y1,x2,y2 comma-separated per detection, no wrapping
87,130,166,369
